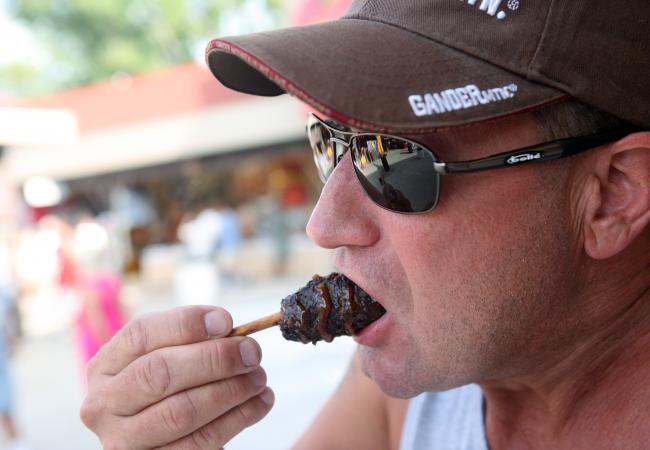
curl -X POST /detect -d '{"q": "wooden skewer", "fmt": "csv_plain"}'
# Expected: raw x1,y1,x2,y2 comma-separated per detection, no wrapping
229,312,283,337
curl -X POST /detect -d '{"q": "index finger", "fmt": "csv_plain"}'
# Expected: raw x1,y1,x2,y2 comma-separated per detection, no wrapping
92,306,233,376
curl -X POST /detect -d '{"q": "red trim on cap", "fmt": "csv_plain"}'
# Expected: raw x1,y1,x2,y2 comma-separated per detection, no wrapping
206,39,357,126
206,39,569,134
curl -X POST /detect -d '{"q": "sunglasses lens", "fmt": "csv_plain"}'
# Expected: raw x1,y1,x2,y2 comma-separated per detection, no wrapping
351,135,439,213
307,117,339,182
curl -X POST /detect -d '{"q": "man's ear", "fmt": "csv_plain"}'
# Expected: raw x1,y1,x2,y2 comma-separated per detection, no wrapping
582,132,650,260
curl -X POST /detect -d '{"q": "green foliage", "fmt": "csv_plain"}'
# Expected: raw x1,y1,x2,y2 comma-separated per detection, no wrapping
1,0,285,96
0,62,51,97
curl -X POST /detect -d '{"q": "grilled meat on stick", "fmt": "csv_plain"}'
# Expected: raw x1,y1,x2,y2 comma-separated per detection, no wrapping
229,273,386,344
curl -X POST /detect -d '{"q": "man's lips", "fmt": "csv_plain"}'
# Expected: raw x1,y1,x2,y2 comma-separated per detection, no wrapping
341,272,390,338
353,311,392,346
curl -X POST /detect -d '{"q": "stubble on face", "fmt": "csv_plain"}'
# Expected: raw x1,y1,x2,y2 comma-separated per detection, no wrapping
354,128,584,399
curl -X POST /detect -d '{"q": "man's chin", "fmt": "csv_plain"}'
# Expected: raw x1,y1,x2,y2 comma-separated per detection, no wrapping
358,346,422,399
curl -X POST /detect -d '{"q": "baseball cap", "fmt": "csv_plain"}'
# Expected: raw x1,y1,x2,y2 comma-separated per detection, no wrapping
206,0,650,133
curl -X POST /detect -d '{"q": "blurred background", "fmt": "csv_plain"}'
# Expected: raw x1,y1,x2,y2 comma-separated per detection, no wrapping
0,0,354,448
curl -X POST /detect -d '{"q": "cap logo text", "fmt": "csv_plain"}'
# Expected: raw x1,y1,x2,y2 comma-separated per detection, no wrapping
458,0,520,20
408,83,518,117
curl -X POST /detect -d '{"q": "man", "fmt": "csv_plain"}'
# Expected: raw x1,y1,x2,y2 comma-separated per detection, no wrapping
81,1,650,448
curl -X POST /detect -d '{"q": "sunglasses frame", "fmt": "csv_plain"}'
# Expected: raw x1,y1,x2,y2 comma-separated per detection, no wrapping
307,112,645,214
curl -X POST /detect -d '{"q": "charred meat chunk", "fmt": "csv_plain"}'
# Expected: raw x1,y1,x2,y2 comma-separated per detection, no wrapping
280,273,386,344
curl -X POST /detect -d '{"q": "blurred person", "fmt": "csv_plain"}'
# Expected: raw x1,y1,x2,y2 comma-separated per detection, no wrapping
13,222,61,291
0,240,30,450
0,294,29,450
259,194,290,276
13,217,77,337
81,2,650,450
177,207,222,262
0,239,21,346
45,216,78,307
72,216,127,375
215,203,243,284
175,207,222,305
109,185,157,273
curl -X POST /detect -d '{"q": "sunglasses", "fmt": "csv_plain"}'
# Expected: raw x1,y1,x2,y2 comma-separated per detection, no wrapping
307,113,642,214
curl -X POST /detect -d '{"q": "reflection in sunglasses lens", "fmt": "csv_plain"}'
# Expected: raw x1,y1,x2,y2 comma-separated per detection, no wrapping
308,121,335,182
352,136,438,213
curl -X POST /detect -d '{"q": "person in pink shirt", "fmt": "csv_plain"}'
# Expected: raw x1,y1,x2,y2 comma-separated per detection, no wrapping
71,217,127,371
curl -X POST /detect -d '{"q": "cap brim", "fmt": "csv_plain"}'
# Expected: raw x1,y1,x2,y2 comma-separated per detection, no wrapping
206,18,567,133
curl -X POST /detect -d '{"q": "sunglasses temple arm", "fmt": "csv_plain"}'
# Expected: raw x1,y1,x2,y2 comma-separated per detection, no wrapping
557,129,642,157
444,128,646,174
441,143,565,173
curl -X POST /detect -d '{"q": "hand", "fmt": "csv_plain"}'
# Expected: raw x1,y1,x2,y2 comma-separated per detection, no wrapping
81,306,274,449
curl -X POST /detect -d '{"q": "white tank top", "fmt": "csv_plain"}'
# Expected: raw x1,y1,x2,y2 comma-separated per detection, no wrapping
400,384,489,450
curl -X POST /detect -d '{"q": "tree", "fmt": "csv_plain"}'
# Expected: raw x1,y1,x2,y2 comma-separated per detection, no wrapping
2,0,285,97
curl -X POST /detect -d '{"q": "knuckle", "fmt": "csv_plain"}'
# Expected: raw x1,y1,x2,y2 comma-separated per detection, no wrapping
101,382,126,414
103,436,132,450
191,424,218,449
101,391,119,414
136,353,172,397
203,342,235,375
233,402,255,428
102,438,126,450
176,308,198,337
80,396,101,429
85,355,101,378
159,391,199,435
124,318,149,356
175,307,208,341
93,425,125,450
222,378,245,403
237,396,270,427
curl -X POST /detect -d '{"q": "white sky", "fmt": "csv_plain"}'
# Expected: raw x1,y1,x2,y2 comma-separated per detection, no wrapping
219,0,277,36
0,1,50,66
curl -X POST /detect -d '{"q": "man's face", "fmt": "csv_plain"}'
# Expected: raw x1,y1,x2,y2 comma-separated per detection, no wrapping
306,113,583,398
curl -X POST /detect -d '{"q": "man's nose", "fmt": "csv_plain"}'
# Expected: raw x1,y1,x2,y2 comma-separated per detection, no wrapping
306,152,380,249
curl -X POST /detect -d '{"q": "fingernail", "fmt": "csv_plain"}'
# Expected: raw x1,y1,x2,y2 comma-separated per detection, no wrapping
260,388,274,406
248,368,266,387
205,310,229,337
239,338,261,367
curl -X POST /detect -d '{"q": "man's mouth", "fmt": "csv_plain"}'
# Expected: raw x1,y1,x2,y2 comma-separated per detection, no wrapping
341,274,388,334
353,311,393,345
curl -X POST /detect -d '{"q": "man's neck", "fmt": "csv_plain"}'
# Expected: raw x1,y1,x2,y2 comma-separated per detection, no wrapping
480,285,650,450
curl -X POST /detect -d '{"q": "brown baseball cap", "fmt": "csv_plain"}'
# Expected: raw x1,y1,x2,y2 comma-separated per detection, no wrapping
206,0,650,133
